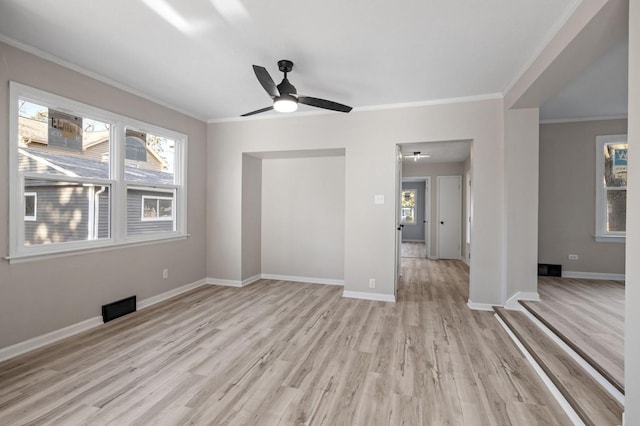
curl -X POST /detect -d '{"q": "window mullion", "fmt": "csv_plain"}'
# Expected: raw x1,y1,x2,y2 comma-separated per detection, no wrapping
113,123,127,243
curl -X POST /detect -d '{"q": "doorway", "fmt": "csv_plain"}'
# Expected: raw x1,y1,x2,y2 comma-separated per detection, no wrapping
401,177,430,259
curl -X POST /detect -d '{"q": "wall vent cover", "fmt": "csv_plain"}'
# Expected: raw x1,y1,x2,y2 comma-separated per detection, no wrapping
102,296,136,323
537,263,562,277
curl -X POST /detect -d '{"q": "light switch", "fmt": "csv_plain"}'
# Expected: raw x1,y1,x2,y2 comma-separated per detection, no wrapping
374,194,385,204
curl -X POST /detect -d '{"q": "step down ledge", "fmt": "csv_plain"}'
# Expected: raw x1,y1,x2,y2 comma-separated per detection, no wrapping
519,299,625,396
495,307,623,426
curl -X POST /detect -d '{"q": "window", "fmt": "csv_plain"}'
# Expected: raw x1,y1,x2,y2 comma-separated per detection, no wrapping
9,82,187,261
141,196,174,221
24,193,37,221
595,134,627,242
401,189,416,223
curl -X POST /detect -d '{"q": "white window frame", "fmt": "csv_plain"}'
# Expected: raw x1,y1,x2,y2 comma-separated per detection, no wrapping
141,195,175,221
24,192,37,221
8,82,188,262
595,134,627,243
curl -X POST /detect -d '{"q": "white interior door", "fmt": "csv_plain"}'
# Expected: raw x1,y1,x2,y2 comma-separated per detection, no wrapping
437,175,462,259
424,177,431,258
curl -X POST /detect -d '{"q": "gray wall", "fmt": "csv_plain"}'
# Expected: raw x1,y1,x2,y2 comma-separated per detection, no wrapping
241,154,262,280
539,119,627,274
403,161,466,259
261,156,345,281
0,41,207,350
401,181,425,241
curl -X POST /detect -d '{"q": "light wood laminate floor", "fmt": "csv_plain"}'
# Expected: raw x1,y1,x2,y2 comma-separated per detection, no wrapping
401,242,426,258
0,259,570,425
522,276,625,391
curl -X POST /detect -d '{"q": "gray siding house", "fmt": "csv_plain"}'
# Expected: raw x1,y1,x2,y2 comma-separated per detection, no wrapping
20,147,174,245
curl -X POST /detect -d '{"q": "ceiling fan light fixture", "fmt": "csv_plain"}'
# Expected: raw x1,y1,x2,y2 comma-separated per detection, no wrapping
273,95,298,113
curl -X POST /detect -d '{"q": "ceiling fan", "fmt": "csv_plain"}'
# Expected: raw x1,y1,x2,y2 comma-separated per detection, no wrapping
241,60,352,117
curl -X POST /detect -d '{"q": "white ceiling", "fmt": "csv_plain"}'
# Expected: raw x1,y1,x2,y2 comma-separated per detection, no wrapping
540,38,628,122
0,0,579,122
401,140,471,164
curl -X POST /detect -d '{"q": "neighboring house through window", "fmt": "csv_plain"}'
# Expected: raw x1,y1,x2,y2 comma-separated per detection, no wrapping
9,82,187,261
595,134,627,242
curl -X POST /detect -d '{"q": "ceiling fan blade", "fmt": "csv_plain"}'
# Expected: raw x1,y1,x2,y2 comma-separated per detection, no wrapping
241,106,274,117
253,65,280,98
298,96,352,113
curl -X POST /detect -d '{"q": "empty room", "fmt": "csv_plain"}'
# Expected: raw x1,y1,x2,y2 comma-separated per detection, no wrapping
0,1,638,425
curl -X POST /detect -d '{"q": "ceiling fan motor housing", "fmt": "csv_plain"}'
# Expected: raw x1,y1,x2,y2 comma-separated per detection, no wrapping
277,78,297,96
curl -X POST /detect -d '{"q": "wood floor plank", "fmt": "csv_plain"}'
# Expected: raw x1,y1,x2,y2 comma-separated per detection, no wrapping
521,276,624,392
0,259,571,425
495,307,622,426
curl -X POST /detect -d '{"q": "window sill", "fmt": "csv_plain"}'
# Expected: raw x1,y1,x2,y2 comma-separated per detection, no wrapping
5,234,190,264
594,235,625,243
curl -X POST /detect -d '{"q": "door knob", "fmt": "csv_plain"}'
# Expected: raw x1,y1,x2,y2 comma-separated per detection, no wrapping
440,221,444,224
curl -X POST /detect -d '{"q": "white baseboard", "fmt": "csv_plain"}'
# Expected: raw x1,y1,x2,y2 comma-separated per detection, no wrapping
504,291,540,310
261,274,344,286
562,271,625,281
0,278,208,363
402,239,425,243
206,277,244,287
428,255,438,260
242,274,262,287
342,290,395,302
466,300,495,311
137,278,207,310
0,316,103,363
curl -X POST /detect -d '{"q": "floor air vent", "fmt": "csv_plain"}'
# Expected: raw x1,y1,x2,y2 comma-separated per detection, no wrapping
538,263,562,277
102,296,136,323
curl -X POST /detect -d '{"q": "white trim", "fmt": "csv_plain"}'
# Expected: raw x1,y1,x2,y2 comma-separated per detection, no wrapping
0,278,207,362
494,314,585,425
261,274,344,286
595,134,628,242
242,274,262,286
206,277,244,287
562,271,625,281
428,255,438,260
0,316,103,363
504,291,540,310
136,278,206,310
0,34,206,122
519,308,625,405
9,82,188,260
401,239,425,243
342,291,396,302
594,235,625,243
208,93,504,124
6,235,189,264
466,300,495,311
539,115,628,124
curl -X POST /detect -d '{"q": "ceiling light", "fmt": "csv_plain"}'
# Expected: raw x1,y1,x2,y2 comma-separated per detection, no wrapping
273,95,298,113
405,151,431,161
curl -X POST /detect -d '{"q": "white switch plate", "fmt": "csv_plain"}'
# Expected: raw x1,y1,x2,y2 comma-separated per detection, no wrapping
568,254,579,260
374,194,384,204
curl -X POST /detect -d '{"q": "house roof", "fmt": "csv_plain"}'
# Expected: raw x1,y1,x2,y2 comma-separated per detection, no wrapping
20,147,174,185
19,117,167,167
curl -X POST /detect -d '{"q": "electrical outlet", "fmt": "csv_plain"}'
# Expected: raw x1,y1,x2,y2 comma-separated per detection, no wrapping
568,254,579,260
162,269,169,279
369,278,376,289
